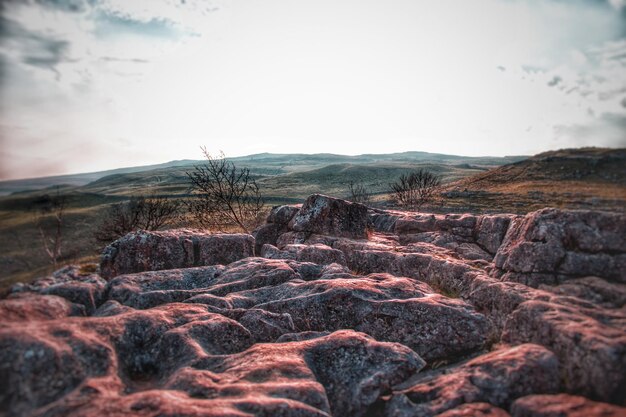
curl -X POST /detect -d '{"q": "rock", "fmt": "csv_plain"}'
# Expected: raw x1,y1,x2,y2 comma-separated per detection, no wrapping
252,205,301,255
4,199,626,417
261,243,347,266
385,344,560,416
106,265,225,309
290,194,370,238
107,258,490,361
494,209,626,283
475,215,514,255
0,317,115,417
1,313,423,417
253,223,284,255
267,204,301,225
369,212,402,232
502,299,626,403
511,394,626,417
436,403,511,417
100,230,254,279
247,273,492,361
541,277,626,309
304,330,425,416
0,293,84,322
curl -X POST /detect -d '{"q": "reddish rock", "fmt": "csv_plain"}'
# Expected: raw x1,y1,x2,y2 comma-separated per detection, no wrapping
502,299,626,403
511,394,626,417
541,276,626,309
244,273,492,361
0,293,84,322
385,344,560,416
436,402,511,417
494,209,626,283
100,229,255,279
290,194,370,238
475,215,515,255
252,204,300,254
261,243,347,266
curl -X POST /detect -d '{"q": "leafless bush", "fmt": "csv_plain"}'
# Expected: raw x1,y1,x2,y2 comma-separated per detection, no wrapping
185,148,264,233
390,169,442,210
347,180,370,205
32,188,67,266
95,195,181,243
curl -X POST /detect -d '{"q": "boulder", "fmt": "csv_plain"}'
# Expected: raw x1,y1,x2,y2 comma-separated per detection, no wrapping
100,229,254,279
290,194,370,238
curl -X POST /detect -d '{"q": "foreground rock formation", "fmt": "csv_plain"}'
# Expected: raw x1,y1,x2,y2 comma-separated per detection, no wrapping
1,194,625,417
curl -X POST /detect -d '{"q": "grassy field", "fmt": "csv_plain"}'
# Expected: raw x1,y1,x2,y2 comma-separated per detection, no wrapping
1,148,624,290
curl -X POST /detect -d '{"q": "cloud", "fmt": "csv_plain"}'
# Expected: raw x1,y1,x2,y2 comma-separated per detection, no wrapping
93,11,181,39
554,112,626,148
0,16,71,78
547,75,562,86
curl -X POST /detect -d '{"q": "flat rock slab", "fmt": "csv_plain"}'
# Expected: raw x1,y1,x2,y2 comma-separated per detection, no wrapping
100,229,255,279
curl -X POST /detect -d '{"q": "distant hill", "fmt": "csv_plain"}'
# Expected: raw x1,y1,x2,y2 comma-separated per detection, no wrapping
441,148,626,213
452,148,625,192
0,151,525,196
0,160,199,196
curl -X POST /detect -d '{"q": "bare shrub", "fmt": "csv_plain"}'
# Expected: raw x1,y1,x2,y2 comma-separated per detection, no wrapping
185,148,264,233
32,188,67,266
347,180,370,205
390,169,442,210
95,195,181,243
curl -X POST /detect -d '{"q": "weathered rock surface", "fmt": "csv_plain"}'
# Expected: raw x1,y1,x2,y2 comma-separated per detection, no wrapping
100,229,254,279
2,197,625,416
511,394,626,417
290,194,370,238
385,344,560,416
493,208,626,284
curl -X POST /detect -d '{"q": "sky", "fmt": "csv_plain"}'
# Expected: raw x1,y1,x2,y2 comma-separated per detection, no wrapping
0,0,625,180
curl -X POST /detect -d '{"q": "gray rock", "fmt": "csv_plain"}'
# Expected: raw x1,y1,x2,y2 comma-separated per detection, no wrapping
385,344,560,416
290,194,370,238
100,229,254,279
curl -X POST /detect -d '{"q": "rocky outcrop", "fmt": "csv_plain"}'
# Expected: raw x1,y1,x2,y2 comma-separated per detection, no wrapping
493,208,626,285
2,196,625,416
100,229,254,279
290,194,370,238
253,204,300,254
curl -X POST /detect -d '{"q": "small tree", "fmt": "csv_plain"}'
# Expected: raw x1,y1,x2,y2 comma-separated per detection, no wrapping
347,180,370,205
32,188,67,267
185,148,264,233
390,169,442,210
95,195,180,243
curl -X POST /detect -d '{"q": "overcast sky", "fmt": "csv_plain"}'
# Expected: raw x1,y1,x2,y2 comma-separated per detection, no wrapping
0,0,625,180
